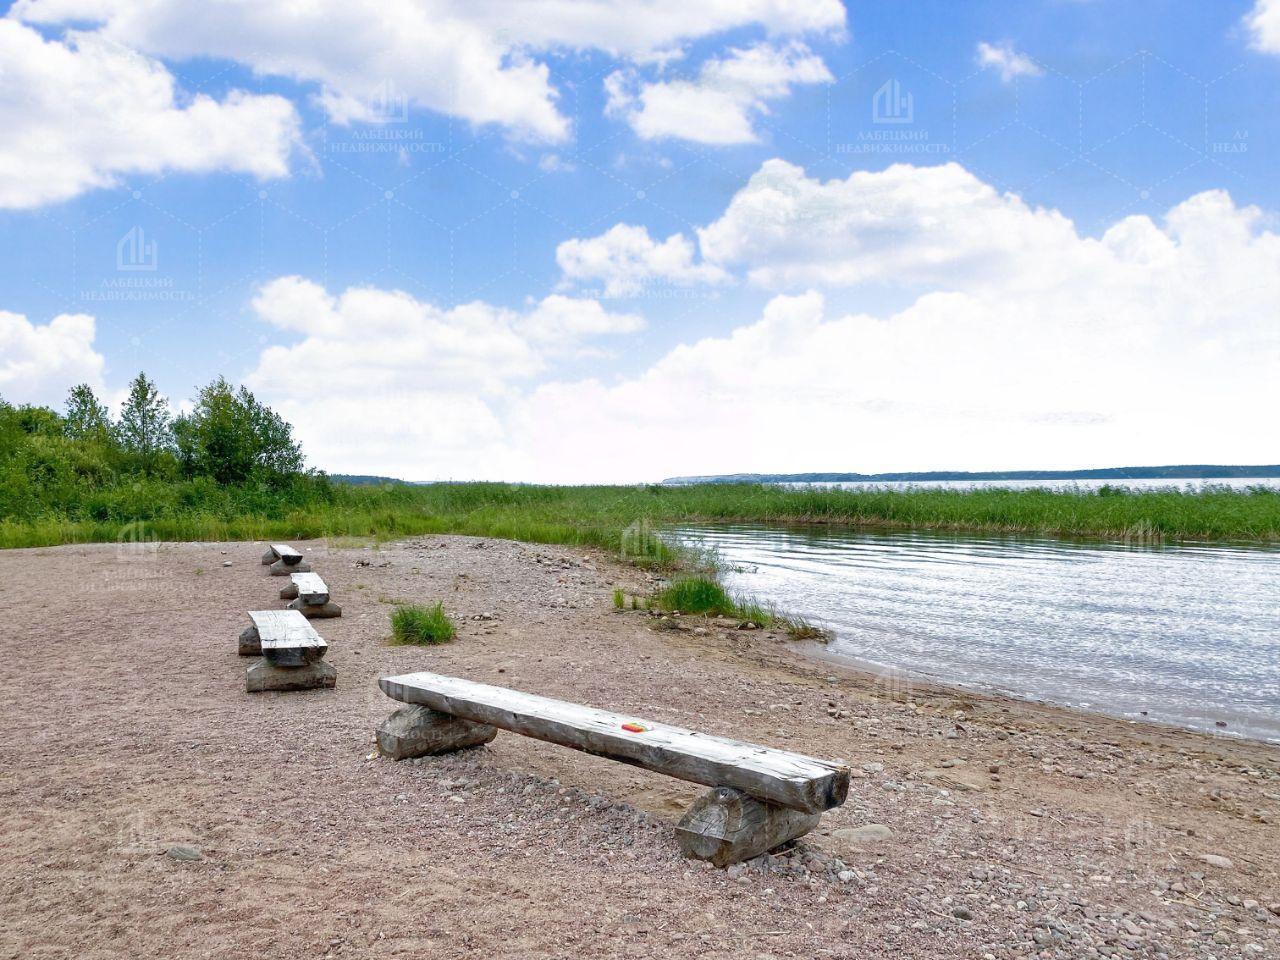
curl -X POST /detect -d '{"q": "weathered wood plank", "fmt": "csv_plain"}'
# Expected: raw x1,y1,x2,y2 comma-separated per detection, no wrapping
676,786,819,866
281,571,329,605
270,543,303,563
269,557,311,575
286,598,342,619
247,658,336,692
379,672,849,813
248,609,328,666
376,705,497,759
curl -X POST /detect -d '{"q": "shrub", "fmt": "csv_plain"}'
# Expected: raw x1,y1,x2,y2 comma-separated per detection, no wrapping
390,603,456,645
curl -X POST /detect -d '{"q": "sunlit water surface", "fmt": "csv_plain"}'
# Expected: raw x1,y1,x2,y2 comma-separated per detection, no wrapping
669,524,1280,743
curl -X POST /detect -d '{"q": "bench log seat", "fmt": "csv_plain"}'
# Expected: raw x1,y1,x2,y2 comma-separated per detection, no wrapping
279,572,342,618
377,671,849,864
240,609,335,692
263,543,310,574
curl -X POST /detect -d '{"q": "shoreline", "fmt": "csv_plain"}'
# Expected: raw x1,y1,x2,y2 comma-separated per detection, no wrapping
2,535,1277,959
796,639,1280,750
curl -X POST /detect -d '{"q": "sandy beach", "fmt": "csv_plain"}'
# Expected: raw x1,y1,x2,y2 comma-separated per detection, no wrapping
1,535,1277,960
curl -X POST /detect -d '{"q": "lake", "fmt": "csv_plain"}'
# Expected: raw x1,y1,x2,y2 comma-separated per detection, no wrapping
669,523,1280,743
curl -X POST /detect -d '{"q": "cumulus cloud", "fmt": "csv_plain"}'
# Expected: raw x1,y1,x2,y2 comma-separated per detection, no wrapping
528,165,1280,482
556,224,731,297
605,41,832,144
244,277,643,477
0,21,301,209
0,309,106,407
562,161,1081,292
975,41,1044,81
1245,0,1280,53
12,0,845,145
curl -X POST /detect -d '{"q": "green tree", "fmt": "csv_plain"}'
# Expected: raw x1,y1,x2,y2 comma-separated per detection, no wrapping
173,377,303,485
117,373,172,466
64,384,113,441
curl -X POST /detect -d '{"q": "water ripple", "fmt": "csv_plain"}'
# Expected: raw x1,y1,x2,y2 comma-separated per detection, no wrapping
669,524,1280,743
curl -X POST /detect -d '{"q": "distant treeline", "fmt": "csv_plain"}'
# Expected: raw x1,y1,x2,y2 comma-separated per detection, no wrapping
663,465,1280,485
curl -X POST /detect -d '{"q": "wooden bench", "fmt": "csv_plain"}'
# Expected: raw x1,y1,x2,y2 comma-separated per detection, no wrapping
279,572,341,619
239,609,336,692
376,671,850,866
261,543,311,575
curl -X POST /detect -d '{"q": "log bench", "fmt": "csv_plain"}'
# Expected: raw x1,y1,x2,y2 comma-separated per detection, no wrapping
262,542,311,575
279,571,342,618
239,609,336,692
376,671,850,866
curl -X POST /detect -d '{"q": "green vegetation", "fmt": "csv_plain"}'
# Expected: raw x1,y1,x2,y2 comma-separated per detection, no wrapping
3,381,1280,553
651,577,744,618
389,603,456,646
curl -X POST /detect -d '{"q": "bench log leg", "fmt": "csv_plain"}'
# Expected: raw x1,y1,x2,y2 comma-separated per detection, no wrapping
262,548,277,565
287,598,342,619
676,786,820,867
238,625,261,657
269,558,311,575
246,658,336,692
377,705,497,760
279,583,299,600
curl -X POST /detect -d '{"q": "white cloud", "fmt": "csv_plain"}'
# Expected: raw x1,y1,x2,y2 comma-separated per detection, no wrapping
0,309,106,407
12,0,845,145
563,161,1080,293
244,277,643,477
698,160,1087,290
556,223,731,297
1245,0,1280,53
605,41,832,144
0,21,301,209
975,41,1044,81
528,167,1280,482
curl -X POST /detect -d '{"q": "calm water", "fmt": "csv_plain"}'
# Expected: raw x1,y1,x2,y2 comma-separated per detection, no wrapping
784,478,1280,492
670,524,1280,743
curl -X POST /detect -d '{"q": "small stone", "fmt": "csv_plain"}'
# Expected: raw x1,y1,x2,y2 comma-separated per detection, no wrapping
725,863,748,880
166,845,202,862
951,906,973,920
829,823,894,857
222,560,232,567
837,869,857,883
1199,853,1234,870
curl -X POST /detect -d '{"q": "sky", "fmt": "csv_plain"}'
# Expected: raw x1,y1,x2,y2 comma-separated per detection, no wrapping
1,0,1278,483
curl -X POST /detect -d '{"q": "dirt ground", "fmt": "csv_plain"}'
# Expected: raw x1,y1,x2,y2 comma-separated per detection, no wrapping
0,536,1277,960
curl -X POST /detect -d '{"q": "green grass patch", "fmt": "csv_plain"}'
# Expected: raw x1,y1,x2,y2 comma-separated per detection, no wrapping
389,603,456,646
5,481,1279,552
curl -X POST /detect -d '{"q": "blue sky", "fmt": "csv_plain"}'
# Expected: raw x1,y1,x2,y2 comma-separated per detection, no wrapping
2,1,1278,481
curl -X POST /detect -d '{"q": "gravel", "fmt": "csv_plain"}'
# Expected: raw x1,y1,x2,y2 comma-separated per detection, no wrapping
0,535,1277,960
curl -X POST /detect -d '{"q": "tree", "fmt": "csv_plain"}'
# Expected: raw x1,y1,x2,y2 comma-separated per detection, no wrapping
173,377,303,485
64,384,112,442
117,373,172,466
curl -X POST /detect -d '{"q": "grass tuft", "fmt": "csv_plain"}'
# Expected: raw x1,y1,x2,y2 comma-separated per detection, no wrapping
389,603,456,646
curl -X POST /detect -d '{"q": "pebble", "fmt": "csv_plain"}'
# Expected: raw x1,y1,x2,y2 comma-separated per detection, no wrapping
829,824,894,857
166,845,202,862
1199,853,1234,870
